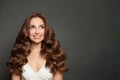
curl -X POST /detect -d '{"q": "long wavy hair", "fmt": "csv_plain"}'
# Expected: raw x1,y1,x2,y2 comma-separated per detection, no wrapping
6,13,68,75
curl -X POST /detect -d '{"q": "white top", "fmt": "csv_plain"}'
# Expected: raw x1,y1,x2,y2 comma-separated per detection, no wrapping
21,63,53,80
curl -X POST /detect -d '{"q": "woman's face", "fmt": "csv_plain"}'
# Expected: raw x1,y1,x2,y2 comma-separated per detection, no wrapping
29,17,45,44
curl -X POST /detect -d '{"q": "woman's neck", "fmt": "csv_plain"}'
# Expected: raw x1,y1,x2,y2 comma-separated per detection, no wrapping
31,43,41,54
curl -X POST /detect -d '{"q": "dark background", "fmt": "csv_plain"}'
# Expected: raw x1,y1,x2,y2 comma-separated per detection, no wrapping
0,0,120,80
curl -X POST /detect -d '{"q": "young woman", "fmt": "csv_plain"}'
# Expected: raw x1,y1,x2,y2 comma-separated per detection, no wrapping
7,13,68,80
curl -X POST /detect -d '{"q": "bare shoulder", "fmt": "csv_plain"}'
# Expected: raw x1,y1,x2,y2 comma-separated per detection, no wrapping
11,73,20,80
53,72,63,80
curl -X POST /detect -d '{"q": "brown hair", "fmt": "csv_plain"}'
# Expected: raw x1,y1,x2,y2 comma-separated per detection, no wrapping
6,13,68,75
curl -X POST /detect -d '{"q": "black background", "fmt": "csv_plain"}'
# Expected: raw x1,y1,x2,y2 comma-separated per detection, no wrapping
0,0,120,80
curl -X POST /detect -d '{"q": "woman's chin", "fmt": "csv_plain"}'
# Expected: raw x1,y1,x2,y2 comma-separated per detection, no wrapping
31,40,42,44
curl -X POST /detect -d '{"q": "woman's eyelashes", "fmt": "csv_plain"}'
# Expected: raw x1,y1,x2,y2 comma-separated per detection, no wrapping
29,25,35,29
29,25,45,30
39,25,45,29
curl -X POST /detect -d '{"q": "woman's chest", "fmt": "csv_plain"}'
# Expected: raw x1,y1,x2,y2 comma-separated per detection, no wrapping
27,56,46,73
22,63,53,80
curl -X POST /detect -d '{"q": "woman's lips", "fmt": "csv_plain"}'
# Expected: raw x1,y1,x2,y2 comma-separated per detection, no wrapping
33,35,42,39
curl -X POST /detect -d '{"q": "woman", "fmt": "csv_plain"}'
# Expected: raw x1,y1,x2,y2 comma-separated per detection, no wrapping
7,13,68,80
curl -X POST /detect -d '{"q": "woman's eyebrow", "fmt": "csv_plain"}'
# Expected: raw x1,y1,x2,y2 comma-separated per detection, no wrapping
29,25,35,27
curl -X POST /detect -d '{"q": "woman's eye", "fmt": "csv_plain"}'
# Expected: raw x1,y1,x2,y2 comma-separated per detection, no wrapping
29,25,35,29
40,25,45,28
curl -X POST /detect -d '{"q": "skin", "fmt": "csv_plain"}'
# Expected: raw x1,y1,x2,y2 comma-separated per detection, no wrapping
29,17,45,44
11,17,63,80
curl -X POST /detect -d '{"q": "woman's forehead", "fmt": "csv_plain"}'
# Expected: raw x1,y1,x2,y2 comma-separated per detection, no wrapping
30,17,44,25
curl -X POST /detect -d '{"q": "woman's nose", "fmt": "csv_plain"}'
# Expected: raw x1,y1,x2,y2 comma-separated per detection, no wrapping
35,28,40,33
